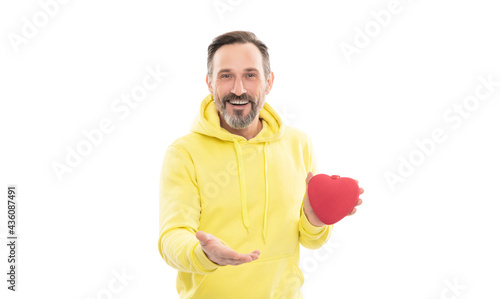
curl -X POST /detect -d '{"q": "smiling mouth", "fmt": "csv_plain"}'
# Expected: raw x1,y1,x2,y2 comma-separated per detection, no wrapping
228,100,250,106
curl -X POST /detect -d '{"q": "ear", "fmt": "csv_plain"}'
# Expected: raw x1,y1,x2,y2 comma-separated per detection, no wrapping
206,74,213,95
265,72,275,95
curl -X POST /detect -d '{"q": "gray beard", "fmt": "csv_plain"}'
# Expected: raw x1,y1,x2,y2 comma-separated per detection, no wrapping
214,95,263,130
220,102,257,129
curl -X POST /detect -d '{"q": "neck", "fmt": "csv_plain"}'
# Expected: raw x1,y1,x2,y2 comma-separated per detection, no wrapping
220,116,262,141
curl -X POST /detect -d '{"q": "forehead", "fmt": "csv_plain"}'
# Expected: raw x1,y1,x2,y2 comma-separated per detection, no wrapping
213,42,264,73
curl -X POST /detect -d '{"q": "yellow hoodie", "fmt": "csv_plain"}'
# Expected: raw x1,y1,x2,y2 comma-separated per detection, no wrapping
158,94,333,298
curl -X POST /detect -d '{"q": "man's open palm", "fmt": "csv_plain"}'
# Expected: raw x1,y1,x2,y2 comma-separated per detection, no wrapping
196,231,260,266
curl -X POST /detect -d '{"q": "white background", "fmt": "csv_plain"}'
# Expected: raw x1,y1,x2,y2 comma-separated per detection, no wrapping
1,0,500,298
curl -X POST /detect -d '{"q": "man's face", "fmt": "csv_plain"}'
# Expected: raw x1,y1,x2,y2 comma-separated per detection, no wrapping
207,42,272,129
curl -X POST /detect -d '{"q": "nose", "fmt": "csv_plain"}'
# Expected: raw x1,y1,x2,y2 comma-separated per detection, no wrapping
231,77,247,96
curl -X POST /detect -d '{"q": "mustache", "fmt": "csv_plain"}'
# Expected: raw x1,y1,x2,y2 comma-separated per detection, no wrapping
222,93,254,103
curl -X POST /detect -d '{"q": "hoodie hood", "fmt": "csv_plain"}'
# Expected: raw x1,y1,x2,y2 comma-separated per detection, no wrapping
191,94,285,243
191,94,284,143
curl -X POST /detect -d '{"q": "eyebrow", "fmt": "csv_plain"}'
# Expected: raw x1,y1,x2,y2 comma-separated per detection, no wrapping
217,68,260,74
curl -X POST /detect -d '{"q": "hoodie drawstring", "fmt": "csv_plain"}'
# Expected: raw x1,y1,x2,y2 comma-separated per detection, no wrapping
232,139,250,231
263,141,269,244
232,139,270,244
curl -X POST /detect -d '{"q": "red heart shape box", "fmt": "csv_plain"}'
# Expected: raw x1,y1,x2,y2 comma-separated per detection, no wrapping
307,174,359,225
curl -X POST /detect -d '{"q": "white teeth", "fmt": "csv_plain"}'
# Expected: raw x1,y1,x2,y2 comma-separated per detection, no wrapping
229,100,249,105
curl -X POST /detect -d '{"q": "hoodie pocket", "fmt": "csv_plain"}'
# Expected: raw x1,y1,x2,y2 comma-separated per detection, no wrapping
270,257,304,299
190,255,304,299
288,257,304,287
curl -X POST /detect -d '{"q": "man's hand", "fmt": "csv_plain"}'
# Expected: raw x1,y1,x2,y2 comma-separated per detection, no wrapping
303,172,364,227
195,231,260,266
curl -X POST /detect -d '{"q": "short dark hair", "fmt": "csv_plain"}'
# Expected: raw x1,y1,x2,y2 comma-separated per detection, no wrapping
207,31,271,80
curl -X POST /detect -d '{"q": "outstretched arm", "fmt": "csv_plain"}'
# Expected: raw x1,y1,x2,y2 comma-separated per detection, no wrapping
158,145,259,275
158,145,217,274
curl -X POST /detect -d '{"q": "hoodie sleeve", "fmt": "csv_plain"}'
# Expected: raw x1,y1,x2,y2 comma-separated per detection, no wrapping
158,145,221,275
298,135,333,249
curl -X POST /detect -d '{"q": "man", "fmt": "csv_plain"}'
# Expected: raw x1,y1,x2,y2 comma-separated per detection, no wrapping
158,31,363,298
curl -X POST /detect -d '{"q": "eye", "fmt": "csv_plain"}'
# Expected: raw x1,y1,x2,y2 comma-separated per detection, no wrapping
247,73,256,78
220,74,231,79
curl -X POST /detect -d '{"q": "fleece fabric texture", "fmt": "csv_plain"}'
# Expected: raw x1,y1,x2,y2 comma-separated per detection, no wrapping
158,94,333,299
